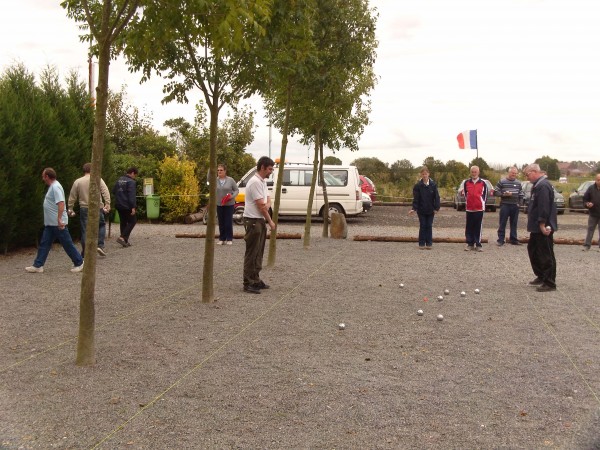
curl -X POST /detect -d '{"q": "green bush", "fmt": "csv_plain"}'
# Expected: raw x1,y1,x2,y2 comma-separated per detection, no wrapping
158,155,200,222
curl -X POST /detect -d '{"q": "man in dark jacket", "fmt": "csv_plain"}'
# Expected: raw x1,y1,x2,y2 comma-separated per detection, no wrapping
113,167,138,247
409,166,440,249
524,164,558,292
582,173,600,251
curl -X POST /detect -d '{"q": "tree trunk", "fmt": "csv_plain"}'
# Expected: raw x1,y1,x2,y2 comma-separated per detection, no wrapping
267,81,292,267
201,91,219,303
303,128,321,248
319,141,329,238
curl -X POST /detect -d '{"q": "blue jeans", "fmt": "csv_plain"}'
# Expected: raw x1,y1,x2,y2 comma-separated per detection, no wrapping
497,203,520,244
217,205,234,242
79,207,106,256
33,226,83,268
417,213,434,247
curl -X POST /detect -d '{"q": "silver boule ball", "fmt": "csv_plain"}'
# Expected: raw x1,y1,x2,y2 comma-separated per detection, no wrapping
417,309,424,316
437,295,444,301
474,288,480,294
460,291,466,297
444,289,450,295
338,323,346,330
437,314,444,321
399,283,405,288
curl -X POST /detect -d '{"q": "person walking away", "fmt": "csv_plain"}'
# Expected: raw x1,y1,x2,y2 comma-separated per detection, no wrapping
523,163,558,292
215,164,239,245
494,166,523,246
409,166,440,249
68,162,111,257
242,156,276,294
25,168,84,273
460,166,488,251
113,167,138,247
582,173,600,251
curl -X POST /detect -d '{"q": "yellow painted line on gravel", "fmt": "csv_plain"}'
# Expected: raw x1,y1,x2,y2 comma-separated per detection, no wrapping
557,290,600,334
525,290,600,406
90,247,345,450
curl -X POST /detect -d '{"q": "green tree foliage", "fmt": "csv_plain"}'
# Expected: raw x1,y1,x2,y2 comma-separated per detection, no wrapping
351,157,389,183
158,155,200,222
422,157,445,183
534,155,560,180
390,159,415,183
323,156,343,165
0,64,94,252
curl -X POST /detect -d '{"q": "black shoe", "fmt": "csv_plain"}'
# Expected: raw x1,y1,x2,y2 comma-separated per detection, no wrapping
255,281,270,290
117,237,128,247
496,241,504,246
243,285,261,294
528,278,544,286
536,284,556,292
510,241,522,245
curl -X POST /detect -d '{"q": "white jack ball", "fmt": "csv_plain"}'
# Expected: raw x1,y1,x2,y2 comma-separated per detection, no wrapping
417,309,424,316
437,314,444,321
338,323,346,330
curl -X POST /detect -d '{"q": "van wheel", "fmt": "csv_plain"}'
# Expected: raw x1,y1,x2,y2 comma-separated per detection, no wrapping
328,204,345,217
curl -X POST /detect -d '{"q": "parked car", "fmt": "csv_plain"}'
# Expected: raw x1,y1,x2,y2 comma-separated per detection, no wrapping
568,180,594,212
520,181,565,214
361,191,372,212
453,179,497,212
359,175,377,202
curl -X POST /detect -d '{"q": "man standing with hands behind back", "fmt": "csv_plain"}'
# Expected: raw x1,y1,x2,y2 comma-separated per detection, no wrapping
242,156,276,294
494,166,524,246
524,163,558,292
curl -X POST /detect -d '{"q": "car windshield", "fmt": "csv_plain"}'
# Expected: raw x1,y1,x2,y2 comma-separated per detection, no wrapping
578,181,594,192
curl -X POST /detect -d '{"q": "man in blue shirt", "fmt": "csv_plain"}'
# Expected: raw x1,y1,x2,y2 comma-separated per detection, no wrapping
25,168,84,273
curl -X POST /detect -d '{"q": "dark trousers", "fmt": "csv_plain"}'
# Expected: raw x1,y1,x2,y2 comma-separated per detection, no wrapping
117,208,137,242
243,218,267,287
465,211,484,247
217,205,234,242
527,232,556,288
584,215,600,247
417,213,434,247
79,207,106,257
497,203,520,244
33,226,83,268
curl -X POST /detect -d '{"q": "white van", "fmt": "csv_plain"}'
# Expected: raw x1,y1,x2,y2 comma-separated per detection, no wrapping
237,163,363,217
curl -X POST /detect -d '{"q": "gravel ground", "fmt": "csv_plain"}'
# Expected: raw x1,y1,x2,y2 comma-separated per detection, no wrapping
1,206,599,449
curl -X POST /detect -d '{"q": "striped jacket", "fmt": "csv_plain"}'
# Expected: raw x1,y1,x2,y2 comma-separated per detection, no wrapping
494,177,523,205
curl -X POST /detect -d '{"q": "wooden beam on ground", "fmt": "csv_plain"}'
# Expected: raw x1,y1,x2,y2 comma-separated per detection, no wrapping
176,232,302,239
353,236,591,246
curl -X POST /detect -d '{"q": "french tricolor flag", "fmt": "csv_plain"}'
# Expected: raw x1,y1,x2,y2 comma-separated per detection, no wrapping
457,130,478,149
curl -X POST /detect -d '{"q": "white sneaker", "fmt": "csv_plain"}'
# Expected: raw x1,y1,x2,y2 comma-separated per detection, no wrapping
216,241,223,245
71,263,84,273
25,266,43,273
97,247,107,256
226,241,233,245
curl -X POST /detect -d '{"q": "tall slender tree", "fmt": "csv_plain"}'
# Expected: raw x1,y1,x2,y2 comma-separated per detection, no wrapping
62,0,142,365
123,0,271,302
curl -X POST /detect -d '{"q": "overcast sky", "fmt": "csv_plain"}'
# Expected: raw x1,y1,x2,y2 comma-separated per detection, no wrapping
2,0,599,168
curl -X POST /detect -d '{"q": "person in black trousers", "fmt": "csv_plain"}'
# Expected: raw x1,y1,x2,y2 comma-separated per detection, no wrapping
112,167,138,247
524,163,558,292
409,166,440,249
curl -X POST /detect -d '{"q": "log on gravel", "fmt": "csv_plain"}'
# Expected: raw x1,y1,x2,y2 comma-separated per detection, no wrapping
353,236,488,243
184,211,205,224
176,232,302,239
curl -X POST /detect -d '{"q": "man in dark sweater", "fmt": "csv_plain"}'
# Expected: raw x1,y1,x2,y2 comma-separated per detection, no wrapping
494,166,524,246
524,164,558,292
113,167,138,247
582,173,600,251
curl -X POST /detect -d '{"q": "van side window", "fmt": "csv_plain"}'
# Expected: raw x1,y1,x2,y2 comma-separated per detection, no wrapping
324,170,347,186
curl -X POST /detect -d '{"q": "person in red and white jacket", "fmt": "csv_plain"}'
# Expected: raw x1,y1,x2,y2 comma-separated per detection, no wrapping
460,166,489,251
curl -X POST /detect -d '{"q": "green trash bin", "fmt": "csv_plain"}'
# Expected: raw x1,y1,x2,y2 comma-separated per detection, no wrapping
146,195,160,219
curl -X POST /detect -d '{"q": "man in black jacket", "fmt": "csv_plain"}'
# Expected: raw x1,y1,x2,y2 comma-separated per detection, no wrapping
113,167,138,247
582,173,600,251
524,164,558,292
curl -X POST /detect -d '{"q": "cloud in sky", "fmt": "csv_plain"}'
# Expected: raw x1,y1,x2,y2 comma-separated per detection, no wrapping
2,0,599,168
